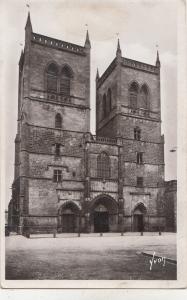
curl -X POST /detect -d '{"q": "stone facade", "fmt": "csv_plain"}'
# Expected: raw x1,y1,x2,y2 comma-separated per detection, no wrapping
164,180,177,232
9,13,170,234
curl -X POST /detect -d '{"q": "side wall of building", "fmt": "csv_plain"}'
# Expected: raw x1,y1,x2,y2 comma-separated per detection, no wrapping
164,180,177,232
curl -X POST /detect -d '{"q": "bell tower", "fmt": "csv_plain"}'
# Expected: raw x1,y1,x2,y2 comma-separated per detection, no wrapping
10,12,91,234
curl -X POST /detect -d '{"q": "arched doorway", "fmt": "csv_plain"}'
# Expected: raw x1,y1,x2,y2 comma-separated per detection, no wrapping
58,202,80,233
90,195,118,233
133,203,147,232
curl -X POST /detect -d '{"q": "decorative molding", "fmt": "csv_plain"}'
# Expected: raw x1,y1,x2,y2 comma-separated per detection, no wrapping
24,96,90,110
30,88,86,101
130,192,151,195
91,135,117,145
31,32,86,56
122,58,159,75
20,149,83,159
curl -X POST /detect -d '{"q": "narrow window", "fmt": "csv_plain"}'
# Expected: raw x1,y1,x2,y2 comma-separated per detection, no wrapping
46,63,58,93
137,177,143,187
60,66,73,97
55,144,61,156
53,170,62,182
107,88,112,113
97,152,110,179
140,84,149,109
55,113,62,128
103,94,107,119
129,82,139,109
134,127,141,140
137,152,143,164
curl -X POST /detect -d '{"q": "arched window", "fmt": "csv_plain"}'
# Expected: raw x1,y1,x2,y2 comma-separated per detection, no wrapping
60,65,73,97
46,63,58,93
103,94,107,119
107,88,112,113
97,152,110,179
129,82,139,109
55,113,62,128
139,85,149,109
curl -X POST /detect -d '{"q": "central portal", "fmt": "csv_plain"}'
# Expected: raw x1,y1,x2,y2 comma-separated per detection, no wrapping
94,211,109,233
93,204,109,233
90,195,118,233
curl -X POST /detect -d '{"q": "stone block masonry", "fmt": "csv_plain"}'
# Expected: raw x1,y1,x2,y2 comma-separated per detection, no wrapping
8,14,174,235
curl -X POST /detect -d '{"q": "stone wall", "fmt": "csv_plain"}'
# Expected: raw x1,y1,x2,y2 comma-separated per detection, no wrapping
9,18,170,234
164,180,177,232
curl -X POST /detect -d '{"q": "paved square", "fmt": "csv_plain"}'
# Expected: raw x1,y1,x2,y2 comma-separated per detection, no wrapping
5,233,176,280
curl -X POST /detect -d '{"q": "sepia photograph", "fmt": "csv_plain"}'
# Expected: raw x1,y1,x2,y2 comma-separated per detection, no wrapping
0,0,186,289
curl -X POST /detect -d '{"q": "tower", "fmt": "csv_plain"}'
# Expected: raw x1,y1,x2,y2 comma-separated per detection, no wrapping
96,40,165,231
10,13,91,233
9,14,166,234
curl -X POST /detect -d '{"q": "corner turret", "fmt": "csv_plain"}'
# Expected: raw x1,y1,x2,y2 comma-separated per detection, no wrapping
84,30,91,49
156,50,160,67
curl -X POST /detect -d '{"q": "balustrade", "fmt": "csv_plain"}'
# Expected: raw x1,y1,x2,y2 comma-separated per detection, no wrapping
32,33,85,55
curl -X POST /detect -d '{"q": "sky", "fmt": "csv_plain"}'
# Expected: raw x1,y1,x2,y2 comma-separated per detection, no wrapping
0,0,177,208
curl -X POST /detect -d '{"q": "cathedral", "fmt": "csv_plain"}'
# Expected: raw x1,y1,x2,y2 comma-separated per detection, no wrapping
8,13,168,235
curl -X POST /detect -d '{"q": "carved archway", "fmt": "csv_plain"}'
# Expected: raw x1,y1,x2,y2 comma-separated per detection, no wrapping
89,194,118,233
58,201,80,233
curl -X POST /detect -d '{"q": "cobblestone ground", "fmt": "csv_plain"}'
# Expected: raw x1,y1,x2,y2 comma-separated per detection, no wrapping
5,233,176,280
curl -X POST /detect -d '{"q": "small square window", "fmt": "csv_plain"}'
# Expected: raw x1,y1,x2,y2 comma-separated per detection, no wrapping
134,128,141,140
53,170,62,182
137,177,143,187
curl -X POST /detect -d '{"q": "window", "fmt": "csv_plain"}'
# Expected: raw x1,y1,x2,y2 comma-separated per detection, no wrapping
140,84,149,109
103,94,107,119
107,88,112,113
137,177,143,187
55,113,62,128
46,63,73,99
46,63,58,93
53,170,62,182
97,152,110,179
129,82,139,109
134,127,141,140
55,144,61,156
60,66,73,97
137,152,143,164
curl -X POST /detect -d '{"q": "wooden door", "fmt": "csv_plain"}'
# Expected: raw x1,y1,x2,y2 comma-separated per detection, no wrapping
94,211,109,233
62,214,75,232
134,215,144,232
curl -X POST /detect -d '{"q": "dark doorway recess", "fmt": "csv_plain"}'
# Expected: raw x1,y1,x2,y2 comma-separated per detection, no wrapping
94,211,109,233
133,214,144,232
90,195,118,233
58,202,79,233
133,202,147,232
61,213,75,233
